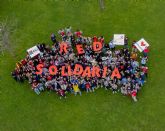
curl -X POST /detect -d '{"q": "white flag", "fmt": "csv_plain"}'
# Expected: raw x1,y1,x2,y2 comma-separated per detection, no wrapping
113,34,125,45
27,46,41,58
134,38,149,52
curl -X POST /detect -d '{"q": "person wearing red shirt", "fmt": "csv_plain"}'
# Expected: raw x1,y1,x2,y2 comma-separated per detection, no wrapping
99,36,104,43
74,30,82,37
47,75,52,81
58,29,65,37
85,82,92,93
32,82,40,95
141,66,148,78
21,59,27,65
93,36,98,42
58,29,66,41
143,47,149,57
131,89,137,102
57,89,66,99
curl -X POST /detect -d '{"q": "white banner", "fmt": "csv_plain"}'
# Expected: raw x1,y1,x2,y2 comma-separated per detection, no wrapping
134,38,149,52
113,34,125,45
27,46,40,58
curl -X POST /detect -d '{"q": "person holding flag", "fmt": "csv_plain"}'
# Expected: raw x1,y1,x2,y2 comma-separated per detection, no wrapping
143,47,149,57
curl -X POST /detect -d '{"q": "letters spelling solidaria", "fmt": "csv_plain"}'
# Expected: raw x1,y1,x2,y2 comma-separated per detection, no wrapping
36,64,121,79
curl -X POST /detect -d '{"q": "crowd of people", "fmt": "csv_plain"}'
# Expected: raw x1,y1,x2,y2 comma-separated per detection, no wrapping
11,26,149,101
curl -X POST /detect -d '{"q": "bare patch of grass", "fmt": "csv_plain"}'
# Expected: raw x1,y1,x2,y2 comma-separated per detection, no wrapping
0,17,18,56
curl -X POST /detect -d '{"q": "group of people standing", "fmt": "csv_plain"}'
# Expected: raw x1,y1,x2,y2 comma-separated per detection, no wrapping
11,26,149,101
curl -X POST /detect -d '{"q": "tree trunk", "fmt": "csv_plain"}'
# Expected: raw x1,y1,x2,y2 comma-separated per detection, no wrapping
99,0,105,10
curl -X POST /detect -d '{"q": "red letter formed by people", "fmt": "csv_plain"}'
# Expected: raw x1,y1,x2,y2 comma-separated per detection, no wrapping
93,42,103,52
111,67,121,79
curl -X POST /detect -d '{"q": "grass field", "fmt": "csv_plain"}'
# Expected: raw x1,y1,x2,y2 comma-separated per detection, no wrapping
0,0,165,131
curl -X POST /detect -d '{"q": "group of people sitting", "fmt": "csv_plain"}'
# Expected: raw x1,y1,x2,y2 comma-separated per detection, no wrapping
11,26,149,101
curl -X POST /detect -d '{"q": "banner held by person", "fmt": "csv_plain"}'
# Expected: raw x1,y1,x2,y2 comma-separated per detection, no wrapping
113,34,125,45
27,46,41,58
134,38,149,52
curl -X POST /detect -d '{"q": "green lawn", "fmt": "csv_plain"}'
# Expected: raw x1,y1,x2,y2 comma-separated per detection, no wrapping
0,0,165,131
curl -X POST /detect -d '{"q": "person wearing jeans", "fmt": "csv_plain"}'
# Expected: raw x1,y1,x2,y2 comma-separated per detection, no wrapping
73,84,82,96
